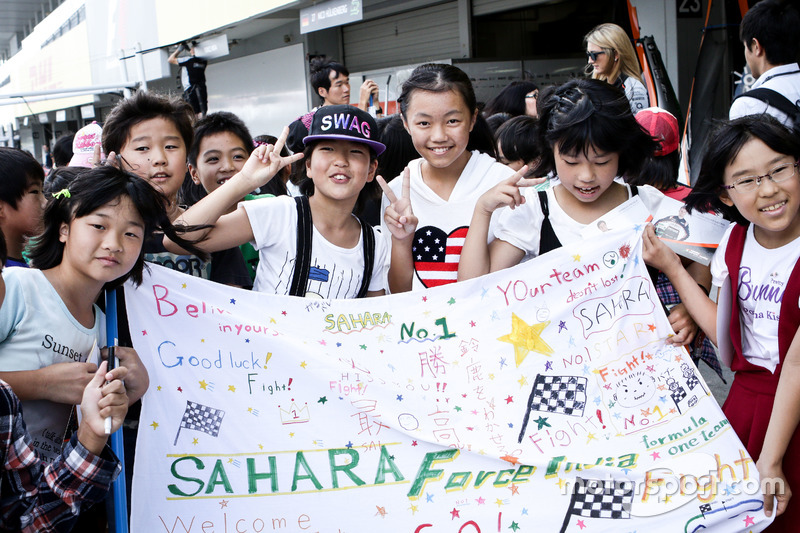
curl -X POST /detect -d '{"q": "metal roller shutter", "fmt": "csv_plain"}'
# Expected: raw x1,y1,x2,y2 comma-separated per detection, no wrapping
472,0,551,16
343,2,460,72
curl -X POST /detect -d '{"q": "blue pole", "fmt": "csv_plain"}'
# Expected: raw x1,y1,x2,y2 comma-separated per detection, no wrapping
105,288,129,533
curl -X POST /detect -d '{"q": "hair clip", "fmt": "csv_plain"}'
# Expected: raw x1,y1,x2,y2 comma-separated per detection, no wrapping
253,140,269,148
52,188,71,199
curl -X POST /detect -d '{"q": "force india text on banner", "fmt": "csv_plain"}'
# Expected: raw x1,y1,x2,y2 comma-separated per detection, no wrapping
125,226,772,532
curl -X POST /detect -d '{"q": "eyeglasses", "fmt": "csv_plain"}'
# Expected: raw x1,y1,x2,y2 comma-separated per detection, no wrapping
723,161,799,193
586,50,607,62
525,92,539,100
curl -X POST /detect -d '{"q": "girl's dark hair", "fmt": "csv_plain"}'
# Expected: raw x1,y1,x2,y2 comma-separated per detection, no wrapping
376,114,417,182
485,112,513,135
685,115,800,225
298,140,379,216
483,81,539,117
533,78,656,177
398,63,477,117
102,90,195,156
624,151,680,191
28,166,208,290
44,166,89,196
495,116,542,167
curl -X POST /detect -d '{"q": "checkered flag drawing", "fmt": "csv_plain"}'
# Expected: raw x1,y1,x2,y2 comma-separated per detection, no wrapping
559,477,634,533
519,374,587,442
173,401,226,446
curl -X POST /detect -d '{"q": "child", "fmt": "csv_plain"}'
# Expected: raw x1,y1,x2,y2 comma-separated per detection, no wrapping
102,91,211,279
643,115,800,526
186,112,254,288
458,79,706,346
0,228,128,531
167,105,389,298
494,115,542,172
0,148,46,267
0,166,200,465
378,63,515,292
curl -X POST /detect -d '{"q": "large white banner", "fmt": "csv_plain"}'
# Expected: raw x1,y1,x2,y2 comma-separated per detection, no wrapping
126,227,771,532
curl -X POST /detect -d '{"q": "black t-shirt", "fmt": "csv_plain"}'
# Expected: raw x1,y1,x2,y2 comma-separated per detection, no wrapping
179,56,207,85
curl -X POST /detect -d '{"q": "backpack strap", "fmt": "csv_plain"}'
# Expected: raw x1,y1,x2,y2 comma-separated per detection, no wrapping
537,190,563,255
289,196,313,297
355,216,375,298
734,87,799,121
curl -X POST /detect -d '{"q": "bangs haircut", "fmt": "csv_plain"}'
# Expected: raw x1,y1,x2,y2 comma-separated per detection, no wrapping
685,115,800,225
298,139,379,217
102,90,195,156
533,79,656,177
483,80,539,117
398,63,478,117
188,111,254,167
740,0,800,66
28,166,208,290
0,147,45,208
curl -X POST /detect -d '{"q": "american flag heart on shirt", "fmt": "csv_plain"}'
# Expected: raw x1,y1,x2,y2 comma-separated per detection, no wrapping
413,225,469,288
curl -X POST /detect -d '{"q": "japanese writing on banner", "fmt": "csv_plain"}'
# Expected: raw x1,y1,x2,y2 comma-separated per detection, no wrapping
125,227,772,532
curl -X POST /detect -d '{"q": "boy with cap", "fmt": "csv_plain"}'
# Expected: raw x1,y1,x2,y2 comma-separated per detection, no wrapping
166,105,389,298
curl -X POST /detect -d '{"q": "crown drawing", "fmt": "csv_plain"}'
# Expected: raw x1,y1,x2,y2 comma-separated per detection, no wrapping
279,400,310,424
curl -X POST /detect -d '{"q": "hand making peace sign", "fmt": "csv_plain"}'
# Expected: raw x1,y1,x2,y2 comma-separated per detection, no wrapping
377,167,419,241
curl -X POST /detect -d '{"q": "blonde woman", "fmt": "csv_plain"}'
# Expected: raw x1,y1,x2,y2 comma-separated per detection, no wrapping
584,23,649,114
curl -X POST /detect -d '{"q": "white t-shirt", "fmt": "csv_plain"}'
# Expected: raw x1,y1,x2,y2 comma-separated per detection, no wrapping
243,195,388,298
729,63,800,128
380,151,514,291
710,223,800,372
494,182,666,259
0,268,104,464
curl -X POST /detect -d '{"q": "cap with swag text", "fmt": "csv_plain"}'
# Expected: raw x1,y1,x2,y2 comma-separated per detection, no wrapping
303,105,386,156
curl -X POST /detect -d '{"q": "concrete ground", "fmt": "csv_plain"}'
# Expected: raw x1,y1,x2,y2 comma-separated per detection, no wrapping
698,357,734,406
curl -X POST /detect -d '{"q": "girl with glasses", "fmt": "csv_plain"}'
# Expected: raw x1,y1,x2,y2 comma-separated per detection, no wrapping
643,115,800,528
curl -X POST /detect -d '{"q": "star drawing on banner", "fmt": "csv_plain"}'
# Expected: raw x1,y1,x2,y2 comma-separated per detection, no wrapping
281,310,287,316
650,451,661,460
318,396,328,404
408,504,418,514
497,313,554,367
177,386,183,393
495,498,504,507
744,515,755,526
517,375,528,387
360,344,367,350
181,283,187,289
397,395,403,401
558,320,567,332
230,298,236,304
476,496,486,505
470,320,476,327
228,385,236,392
572,253,581,262
505,395,514,404
450,508,460,519
300,361,307,369
501,455,520,465
141,330,147,336
426,493,434,503
375,506,387,517
577,519,586,530
648,323,657,331
509,522,521,532
509,483,520,495
534,416,550,430
219,499,229,509
545,361,553,371
199,380,208,390
150,421,158,430
345,441,353,449
448,297,456,305
192,438,198,445
156,386,161,391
